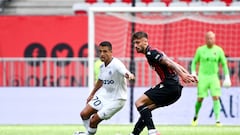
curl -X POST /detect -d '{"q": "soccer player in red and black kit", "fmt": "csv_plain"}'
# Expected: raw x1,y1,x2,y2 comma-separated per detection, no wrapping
130,31,198,135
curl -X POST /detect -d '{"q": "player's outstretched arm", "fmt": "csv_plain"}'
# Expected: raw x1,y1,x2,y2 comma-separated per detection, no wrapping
160,56,198,84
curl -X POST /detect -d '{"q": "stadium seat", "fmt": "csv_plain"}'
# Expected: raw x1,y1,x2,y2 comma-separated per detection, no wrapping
148,1,167,7
91,2,110,7
223,0,232,6
207,1,226,6
141,0,154,4
135,2,148,7
161,0,172,6
188,1,207,7
230,1,240,7
203,1,227,15
180,0,192,3
110,2,131,7
85,0,97,4
122,0,132,4
169,1,188,7
201,0,213,3
104,0,116,4
85,0,116,4
72,2,90,14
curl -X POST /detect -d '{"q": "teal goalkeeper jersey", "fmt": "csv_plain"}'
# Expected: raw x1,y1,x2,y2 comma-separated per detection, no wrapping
191,45,229,76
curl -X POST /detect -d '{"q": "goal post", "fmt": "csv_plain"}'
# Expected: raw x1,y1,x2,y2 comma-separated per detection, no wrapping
87,6,240,91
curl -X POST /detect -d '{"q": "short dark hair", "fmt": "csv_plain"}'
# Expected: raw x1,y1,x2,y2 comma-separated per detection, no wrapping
132,31,148,41
99,41,112,51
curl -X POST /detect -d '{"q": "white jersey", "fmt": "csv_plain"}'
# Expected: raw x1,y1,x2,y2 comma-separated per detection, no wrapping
98,57,130,100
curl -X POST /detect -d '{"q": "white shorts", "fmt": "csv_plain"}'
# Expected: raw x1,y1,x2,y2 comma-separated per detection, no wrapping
88,95,126,120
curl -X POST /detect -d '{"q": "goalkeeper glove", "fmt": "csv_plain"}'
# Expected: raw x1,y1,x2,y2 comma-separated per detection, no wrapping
223,75,231,88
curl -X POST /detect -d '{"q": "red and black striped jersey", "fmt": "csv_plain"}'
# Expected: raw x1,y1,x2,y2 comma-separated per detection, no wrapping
145,46,180,85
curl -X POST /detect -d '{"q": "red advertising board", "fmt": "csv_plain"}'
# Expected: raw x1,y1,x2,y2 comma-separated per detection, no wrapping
0,16,88,57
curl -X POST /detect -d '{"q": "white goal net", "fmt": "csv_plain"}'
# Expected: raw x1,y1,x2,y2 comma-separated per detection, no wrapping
88,7,240,89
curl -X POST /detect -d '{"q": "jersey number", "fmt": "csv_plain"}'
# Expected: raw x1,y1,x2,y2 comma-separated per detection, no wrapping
93,96,101,106
103,80,114,84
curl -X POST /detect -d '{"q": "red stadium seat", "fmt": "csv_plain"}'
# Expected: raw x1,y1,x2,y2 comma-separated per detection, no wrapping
122,0,132,4
104,0,116,4
180,0,192,4
223,0,232,6
110,2,131,7
160,0,172,6
201,0,213,3
85,0,97,4
141,0,153,4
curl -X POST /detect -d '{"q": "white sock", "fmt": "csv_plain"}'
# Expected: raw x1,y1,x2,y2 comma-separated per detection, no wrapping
148,129,157,135
82,119,90,131
87,127,97,135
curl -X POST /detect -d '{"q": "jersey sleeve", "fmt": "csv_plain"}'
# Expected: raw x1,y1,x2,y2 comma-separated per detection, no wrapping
115,59,131,76
191,47,200,73
219,48,230,76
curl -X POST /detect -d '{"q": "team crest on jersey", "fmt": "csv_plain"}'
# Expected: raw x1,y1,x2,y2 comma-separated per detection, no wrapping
147,51,151,55
155,54,160,60
109,71,112,75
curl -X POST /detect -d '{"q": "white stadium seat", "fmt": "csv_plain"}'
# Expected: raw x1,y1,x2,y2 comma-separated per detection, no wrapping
188,1,207,7
148,2,167,7
230,1,240,7
92,2,110,7
72,2,90,13
110,2,131,7
135,2,147,7
169,1,188,7
207,1,226,7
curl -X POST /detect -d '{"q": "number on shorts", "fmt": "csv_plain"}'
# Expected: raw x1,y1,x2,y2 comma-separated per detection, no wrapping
93,96,101,106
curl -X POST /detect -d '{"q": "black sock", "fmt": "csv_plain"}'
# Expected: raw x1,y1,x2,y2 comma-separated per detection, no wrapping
137,105,155,130
132,117,145,135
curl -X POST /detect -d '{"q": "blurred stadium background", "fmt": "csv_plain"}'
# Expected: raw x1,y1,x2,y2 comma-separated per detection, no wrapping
0,0,240,129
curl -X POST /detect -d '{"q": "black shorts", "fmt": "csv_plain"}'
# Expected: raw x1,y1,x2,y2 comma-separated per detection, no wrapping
144,83,183,107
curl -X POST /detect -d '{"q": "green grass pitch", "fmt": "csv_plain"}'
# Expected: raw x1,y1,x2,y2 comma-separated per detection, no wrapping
0,124,240,135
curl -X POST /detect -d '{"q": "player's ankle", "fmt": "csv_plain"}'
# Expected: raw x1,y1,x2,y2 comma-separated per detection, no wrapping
193,116,197,121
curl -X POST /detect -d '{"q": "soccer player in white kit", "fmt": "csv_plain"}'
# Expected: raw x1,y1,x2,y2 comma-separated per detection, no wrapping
74,41,135,135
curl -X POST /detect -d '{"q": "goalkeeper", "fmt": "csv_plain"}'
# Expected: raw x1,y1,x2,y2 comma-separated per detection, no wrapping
191,31,231,126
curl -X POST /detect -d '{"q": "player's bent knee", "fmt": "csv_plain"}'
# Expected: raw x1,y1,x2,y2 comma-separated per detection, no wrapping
135,98,146,108
80,110,89,119
80,111,85,118
135,100,143,108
